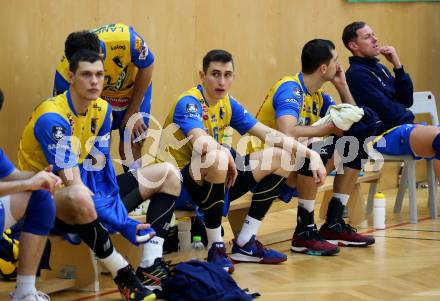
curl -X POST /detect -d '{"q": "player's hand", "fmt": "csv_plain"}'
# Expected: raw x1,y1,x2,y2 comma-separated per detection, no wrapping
225,151,238,188
27,167,62,194
135,223,156,243
122,111,148,144
330,63,348,89
379,46,402,69
309,152,327,186
329,122,344,137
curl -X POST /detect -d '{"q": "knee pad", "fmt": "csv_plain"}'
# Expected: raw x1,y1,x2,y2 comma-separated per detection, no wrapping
432,133,440,160
252,174,286,201
22,190,55,236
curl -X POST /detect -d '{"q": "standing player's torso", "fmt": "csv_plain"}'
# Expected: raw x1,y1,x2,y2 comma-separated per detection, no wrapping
92,24,138,107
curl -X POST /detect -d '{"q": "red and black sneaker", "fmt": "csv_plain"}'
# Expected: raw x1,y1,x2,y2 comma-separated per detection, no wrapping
319,219,375,247
291,224,340,256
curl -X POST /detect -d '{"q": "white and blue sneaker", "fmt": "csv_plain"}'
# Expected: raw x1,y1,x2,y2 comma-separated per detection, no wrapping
230,235,287,264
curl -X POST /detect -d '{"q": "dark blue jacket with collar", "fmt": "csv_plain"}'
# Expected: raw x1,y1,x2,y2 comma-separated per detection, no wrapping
346,56,414,134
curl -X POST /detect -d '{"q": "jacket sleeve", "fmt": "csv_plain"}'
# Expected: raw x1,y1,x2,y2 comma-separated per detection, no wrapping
346,68,409,125
392,66,414,108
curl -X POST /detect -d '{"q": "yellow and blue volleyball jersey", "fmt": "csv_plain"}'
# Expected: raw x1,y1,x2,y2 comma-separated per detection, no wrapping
256,72,335,128
18,91,111,174
53,23,154,111
249,72,335,153
18,91,146,241
156,85,257,169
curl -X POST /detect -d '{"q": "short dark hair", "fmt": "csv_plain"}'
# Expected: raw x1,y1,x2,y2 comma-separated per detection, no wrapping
342,21,366,50
202,49,234,73
69,49,103,73
301,39,335,74
0,89,4,111
65,31,100,61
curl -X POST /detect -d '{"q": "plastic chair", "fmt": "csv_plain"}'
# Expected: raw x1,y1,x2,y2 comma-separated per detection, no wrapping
367,92,438,223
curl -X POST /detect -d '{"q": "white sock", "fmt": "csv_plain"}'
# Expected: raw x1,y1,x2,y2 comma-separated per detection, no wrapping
139,236,164,268
333,193,350,206
206,226,223,248
13,275,36,299
298,198,315,213
236,215,261,247
1,196,17,230
99,249,129,278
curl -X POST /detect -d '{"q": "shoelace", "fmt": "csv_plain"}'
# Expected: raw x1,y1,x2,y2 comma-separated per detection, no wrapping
254,239,268,252
338,219,358,233
305,225,325,242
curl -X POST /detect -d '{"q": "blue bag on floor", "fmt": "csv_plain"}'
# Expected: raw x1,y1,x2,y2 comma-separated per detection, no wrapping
159,260,259,301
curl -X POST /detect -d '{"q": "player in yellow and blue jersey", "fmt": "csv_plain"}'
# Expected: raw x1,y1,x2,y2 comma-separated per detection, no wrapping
53,23,154,172
157,49,327,273
255,39,377,256
20,50,180,300
0,89,60,301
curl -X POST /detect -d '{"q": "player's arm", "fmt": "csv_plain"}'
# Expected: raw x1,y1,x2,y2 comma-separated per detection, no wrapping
277,115,339,138
248,122,326,184
122,30,155,139
33,113,87,189
174,96,237,186
123,65,154,134
331,63,356,105
0,168,61,196
272,82,340,138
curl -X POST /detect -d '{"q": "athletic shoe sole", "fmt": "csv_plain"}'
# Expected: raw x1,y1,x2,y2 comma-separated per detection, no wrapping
290,246,340,256
326,239,374,247
230,253,287,264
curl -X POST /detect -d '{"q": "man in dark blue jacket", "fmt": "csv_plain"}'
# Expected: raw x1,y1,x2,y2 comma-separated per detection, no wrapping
343,21,440,178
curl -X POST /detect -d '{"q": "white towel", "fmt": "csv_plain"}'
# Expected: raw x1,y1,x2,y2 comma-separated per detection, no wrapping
312,103,364,131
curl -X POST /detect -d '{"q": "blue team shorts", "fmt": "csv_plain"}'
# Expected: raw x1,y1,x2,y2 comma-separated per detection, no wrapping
111,83,153,142
0,196,7,234
373,124,417,157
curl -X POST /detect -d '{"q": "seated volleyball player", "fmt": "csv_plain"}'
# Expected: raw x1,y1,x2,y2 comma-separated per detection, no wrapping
343,21,440,180
18,50,180,300
156,49,326,273
0,89,60,301
254,39,377,256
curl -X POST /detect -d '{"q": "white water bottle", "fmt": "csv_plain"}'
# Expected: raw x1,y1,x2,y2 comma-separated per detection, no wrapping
177,217,192,251
373,192,386,230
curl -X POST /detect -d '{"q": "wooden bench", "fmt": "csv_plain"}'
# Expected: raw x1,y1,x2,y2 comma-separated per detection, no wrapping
40,170,381,293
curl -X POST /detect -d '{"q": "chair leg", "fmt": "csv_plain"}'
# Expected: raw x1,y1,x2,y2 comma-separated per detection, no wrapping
406,160,418,223
366,181,378,214
427,160,438,219
394,162,408,213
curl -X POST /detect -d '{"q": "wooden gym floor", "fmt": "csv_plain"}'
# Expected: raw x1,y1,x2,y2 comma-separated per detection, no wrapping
1,187,440,301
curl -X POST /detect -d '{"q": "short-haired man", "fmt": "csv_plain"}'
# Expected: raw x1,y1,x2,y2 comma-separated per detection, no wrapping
343,22,440,179
157,49,326,273
254,39,376,256
19,50,180,300
53,24,155,172
0,90,60,301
